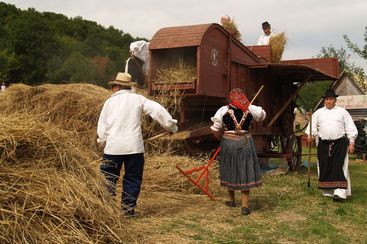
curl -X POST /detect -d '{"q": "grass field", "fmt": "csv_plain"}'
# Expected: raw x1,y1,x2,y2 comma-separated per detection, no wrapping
129,158,367,243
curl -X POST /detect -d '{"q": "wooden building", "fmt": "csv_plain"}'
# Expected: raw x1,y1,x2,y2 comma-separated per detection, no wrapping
317,72,366,121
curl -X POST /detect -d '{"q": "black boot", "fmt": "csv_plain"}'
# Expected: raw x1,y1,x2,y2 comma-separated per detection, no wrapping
333,195,344,202
241,207,251,216
123,207,135,217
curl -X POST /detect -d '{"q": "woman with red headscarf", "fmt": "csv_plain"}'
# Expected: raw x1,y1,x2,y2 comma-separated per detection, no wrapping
210,88,266,216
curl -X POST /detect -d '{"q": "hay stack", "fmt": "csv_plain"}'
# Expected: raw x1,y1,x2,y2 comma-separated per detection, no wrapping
0,83,183,154
269,32,287,63
0,83,110,151
0,112,133,243
0,82,220,242
155,59,196,84
220,15,242,41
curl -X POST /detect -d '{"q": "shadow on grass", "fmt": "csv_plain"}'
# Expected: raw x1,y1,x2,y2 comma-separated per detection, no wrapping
250,193,279,211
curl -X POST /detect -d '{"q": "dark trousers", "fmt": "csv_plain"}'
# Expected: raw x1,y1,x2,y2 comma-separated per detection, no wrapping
100,153,144,208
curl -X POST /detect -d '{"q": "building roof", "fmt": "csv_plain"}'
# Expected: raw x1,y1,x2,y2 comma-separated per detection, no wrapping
250,63,338,82
150,23,213,49
331,72,365,95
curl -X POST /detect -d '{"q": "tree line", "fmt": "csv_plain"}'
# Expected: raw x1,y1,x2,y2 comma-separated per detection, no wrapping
1,2,365,109
0,2,143,86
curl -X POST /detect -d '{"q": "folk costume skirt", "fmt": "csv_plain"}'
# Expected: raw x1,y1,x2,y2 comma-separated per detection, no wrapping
219,133,262,191
317,136,348,189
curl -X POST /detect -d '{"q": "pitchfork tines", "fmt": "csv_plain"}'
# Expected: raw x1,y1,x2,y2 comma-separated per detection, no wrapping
175,147,220,200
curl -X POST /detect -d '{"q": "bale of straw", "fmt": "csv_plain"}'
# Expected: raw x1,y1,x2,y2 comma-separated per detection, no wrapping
0,112,134,243
269,32,287,63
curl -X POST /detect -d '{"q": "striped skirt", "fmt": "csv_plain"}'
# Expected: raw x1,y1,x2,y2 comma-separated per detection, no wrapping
219,133,262,190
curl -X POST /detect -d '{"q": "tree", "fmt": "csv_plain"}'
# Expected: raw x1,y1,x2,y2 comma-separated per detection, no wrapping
7,8,57,83
0,2,141,85
297,80,333,111
343,26,367,92
344,26,367,60
0,49,20,81
47,52,100,83
316,45,366,92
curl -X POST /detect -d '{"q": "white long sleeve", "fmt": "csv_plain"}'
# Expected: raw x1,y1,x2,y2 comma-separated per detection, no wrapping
97,90,177,155
142,99,178,133
210,105,266,131
305,106,358,143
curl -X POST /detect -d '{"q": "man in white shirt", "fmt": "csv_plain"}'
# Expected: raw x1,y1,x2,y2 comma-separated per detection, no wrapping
305,89,358,202
97,72,178,216
257,21,274,45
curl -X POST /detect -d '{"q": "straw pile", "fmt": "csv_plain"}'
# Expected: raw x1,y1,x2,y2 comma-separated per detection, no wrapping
138,84,187,154
269,32,287,63
0,81,215,241
0,83,186,154
0,112,133,243
0,83,110,152
155,59,196,84
220,15,242,41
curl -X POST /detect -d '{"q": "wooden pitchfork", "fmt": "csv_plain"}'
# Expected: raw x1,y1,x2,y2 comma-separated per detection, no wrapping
307,110,313,188
176,85,264,200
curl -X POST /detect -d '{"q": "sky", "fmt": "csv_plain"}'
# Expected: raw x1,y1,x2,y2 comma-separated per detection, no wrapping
2,0,367,71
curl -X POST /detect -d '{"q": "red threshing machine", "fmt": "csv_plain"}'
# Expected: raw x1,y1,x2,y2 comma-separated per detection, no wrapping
143,23,339,198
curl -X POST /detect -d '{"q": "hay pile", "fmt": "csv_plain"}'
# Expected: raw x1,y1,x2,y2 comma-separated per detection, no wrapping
269,32,287,63
0,83,110,152
0,82,217,242
138,85,186,154
155,59,196,84
0,112,133,243
0,83,181,153
220,15,242,41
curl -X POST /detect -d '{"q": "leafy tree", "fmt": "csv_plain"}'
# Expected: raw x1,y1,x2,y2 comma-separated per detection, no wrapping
47,52,100,83
7,8,57,83
0,2,141,85
0,49,19,81
297,80,333,111
316,45,366,92
344,26,367,60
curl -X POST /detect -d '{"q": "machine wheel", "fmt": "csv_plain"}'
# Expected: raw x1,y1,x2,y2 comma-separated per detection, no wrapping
287,135,302,171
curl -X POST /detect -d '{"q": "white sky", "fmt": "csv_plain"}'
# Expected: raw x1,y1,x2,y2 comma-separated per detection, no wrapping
2,0,367,71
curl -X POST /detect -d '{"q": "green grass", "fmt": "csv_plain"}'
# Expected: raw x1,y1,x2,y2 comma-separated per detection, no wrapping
134,159,367,243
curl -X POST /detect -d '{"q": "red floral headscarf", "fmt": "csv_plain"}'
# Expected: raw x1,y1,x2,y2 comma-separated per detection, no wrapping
229,88,250,112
